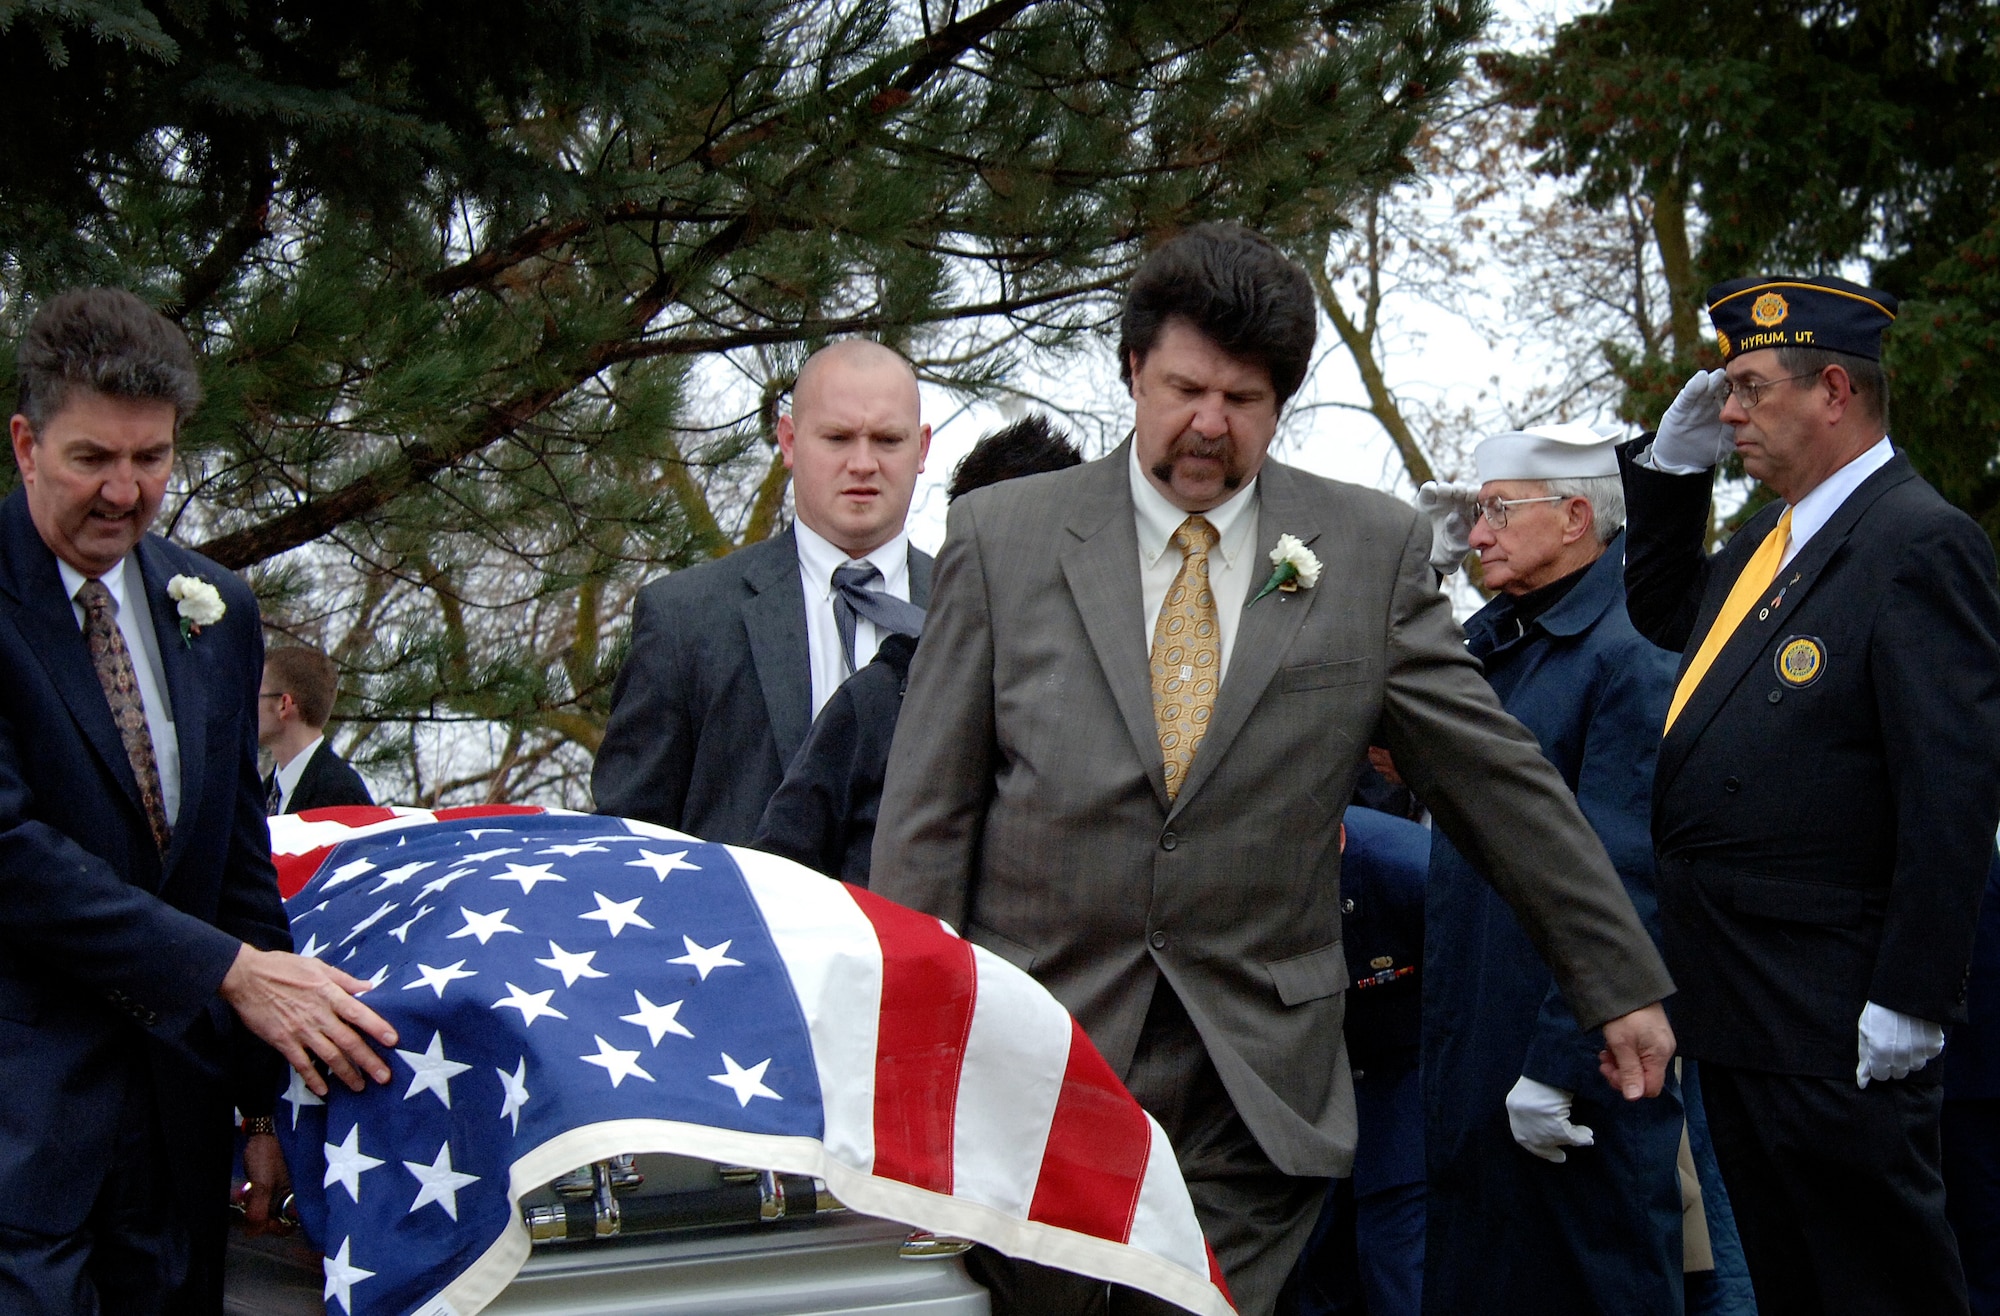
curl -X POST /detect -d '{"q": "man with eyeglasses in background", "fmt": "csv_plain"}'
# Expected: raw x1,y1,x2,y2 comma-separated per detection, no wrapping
1414,425,1740,1314
1615,275,2000,1314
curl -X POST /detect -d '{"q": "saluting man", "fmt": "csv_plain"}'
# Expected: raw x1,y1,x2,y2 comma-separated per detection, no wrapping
1619,276,2000,1315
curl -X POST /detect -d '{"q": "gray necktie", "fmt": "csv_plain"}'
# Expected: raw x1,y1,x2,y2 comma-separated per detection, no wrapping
831,561,925,674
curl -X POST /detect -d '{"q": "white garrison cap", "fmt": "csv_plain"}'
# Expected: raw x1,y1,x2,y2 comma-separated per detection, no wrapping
1473,421,1620,483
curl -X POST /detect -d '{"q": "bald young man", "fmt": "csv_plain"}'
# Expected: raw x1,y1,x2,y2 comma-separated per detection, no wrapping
592,340,935,843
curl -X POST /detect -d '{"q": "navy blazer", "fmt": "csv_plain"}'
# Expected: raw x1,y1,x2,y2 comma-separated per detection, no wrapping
0,489,288,1235
593,528,932,845
281,738,375,813
1622,443,2000,1077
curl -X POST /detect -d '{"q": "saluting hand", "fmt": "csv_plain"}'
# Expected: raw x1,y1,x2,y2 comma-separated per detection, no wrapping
219,944,399,1095
1650,369,1735,473
1597,1001,1676,1100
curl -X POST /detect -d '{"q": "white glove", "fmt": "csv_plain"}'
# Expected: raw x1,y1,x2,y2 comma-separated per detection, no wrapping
1648,369,1735,473
1856,1001,1946,1088
1505,1075,1596,1163
1416,481,1480,574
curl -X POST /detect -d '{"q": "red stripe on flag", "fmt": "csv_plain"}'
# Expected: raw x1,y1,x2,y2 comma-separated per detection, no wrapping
1207,1242,1235,1311
291,806,403,826
849,888,976,1194
1028,1019,1152,1243
274,845,334,899
433,804,549,820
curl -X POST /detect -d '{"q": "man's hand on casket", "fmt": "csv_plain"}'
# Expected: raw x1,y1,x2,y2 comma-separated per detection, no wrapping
221,945,399,1095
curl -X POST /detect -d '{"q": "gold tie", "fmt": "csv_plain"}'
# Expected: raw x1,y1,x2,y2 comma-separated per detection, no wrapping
1150,516,1221,800
1663,507,1793,735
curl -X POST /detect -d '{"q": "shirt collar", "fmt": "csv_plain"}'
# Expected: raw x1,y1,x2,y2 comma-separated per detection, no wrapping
56,554,132,612
1128,442,1259,567
793,519,911,599
1788,435,1895,548
276,734,324,795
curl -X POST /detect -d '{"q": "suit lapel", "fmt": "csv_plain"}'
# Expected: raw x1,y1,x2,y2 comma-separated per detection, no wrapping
0,493,148,821
1658,458,1914,791
1171,463,1322,815
908,545,934,607
1058,452,1169,810
739,531,812,769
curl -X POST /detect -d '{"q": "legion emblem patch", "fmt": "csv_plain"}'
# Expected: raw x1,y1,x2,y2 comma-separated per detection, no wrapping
1751,292,1790,328
1775,635,1824,687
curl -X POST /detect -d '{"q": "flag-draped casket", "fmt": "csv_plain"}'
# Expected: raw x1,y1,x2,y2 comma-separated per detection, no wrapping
269,807,1234,1316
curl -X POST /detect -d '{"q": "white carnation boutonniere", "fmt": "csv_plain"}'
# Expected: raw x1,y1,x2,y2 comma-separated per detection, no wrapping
1251,533,1322,604
167,574,226,645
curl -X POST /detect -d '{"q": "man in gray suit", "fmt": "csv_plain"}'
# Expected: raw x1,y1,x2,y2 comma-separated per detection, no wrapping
871,226,1677,1315
594,340,934,842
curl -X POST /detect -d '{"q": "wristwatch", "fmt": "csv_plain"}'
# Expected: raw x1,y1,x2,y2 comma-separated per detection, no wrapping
243,1115,278,1138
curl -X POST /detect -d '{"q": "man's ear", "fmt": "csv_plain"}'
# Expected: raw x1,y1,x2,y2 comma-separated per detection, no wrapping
1127,351,1145,398
1819,365,1856,426
10,415,36,479
1563,497,1596,547
775,413,798,469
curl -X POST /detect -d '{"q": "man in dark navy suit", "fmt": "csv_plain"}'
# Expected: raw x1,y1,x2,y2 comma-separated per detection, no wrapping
0,289,397,1314
258,645,374,814
1621,276,2000,1314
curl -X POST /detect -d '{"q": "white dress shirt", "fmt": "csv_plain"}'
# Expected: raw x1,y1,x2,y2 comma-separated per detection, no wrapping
273,733,325,813
794,520,914,718
57,554,181,825
1778,436,1895,570
1130,444,1261,681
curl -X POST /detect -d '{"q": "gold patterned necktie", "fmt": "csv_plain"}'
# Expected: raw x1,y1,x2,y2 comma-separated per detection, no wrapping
1150,515,1221,801
76,578,172,852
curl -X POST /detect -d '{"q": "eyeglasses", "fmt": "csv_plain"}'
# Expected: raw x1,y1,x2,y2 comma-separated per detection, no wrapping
258,692,285,701
1720,370,1823,411
1474,495,1565,529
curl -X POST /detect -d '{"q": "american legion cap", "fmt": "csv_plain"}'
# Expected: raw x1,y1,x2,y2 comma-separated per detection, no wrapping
1705,275,1898,363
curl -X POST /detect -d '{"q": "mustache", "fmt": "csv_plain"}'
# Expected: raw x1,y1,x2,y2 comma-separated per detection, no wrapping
1150,429,1243,490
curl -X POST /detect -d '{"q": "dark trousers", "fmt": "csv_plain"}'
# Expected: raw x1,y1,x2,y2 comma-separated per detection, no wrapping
0,1060,187,1316
1701,1061,1965,1315
968,983,1328,1316
1946,1098,2000,1316
1281,1176,1424,1316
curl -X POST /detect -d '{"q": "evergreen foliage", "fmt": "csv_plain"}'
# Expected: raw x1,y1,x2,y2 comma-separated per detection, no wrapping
0,0,1485,802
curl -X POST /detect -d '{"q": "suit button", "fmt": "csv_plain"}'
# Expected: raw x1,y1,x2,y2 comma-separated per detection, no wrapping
1159,832,1179,851
1150,931,1168,950
1767,690,1783,704
1724,777,1740,793
1342,898,1356,914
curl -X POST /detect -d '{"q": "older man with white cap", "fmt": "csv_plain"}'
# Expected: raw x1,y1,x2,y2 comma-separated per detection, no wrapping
1415,424,1694,1313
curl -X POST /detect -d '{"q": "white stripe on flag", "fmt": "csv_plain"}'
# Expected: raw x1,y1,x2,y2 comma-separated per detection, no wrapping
1126,1114,1213,1280
269,807,438,856
951,943,1071,1214
727,847,883,1173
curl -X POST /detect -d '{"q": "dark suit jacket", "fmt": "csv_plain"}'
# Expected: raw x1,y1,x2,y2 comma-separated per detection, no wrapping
872,448,1673,1179
752,632,915,886
592,528,933,845
0,488,289,1240
279,737,375,812
1621,442,2000,1078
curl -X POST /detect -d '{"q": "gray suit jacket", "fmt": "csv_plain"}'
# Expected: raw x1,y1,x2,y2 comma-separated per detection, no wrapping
871,448,1673,1178
593,528,933,845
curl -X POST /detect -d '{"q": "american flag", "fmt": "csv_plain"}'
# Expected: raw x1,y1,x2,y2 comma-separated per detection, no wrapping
271,807,1233,1316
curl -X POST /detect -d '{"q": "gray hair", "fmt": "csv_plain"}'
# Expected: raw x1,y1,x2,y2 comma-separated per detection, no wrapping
15,287,202,431
1543,474,1625,544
